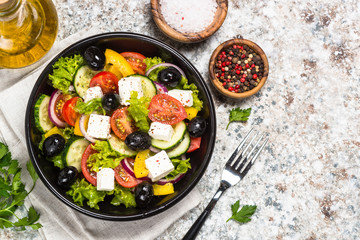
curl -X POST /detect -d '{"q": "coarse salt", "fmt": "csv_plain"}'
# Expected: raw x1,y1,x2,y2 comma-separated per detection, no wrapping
160,0,217,33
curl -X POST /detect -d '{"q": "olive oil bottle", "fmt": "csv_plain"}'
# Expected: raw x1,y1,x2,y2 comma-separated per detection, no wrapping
0,0,58,68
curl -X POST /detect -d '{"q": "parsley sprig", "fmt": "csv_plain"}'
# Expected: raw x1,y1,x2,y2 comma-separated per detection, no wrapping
0,142,42,230
227,200,257,223
226,107,252,130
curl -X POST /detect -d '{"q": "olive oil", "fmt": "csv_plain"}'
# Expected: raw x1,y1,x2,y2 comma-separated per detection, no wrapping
0,0,58,68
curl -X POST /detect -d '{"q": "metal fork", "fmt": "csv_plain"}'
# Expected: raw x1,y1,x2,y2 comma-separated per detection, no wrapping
183,128,269,240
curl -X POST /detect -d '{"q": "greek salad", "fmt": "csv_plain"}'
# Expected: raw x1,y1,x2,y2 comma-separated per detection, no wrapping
34,46,207,209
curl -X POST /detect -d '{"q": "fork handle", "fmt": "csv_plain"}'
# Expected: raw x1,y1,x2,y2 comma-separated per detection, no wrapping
182,183,228,240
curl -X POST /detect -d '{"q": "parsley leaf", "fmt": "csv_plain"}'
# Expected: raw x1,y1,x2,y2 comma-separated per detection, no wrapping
0,142,42,230
226,107,252,130
227,200,257,223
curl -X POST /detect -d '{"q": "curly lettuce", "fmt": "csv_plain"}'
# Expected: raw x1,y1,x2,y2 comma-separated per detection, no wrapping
74,98,105,115
143,57,165,82
66,179,136,210
48,54,85,94
87,141,125,172
127,91,151,132
177,77,203,111
165,158,191,180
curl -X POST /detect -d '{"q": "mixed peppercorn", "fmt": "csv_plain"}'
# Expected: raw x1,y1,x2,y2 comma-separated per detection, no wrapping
214,44,264,93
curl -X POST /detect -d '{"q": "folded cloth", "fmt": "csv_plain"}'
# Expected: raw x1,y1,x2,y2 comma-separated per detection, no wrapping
0,27,201,240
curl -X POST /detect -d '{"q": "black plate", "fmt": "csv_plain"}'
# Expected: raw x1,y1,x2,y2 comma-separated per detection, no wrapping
25,32,216,221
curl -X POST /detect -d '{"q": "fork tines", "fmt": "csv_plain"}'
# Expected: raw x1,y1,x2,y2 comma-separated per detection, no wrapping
227,128,269,177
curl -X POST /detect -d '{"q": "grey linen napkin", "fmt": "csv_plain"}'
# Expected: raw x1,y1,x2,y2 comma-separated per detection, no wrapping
0,28,201,240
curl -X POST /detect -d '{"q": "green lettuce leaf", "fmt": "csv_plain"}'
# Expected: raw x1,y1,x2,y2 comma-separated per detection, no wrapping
165,158,191,180
48,54,85,94
127,91,151,132
176,76,203,111
74,98,105,115
66,178,107,210
144,56,164,71
48,154,64,169
60,127,74,140
144,57,165,81
66,179,136,210
110,185,136,208
87,141,125,172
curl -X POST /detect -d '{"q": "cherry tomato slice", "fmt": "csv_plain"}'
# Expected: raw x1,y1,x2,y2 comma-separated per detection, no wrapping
114,159,142,188
90,71,119,94
110,107,137,141
54,94,71,122
81,144,97,186
120,52,147,75
148,94,187,125
187,137,201,153
62,97,80,127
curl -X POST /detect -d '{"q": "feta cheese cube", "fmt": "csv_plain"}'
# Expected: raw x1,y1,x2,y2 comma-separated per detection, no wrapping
167,89,193,107
148,122,174,141
87,114,111,139
84,86,103,103
118,76,144,105
97,168,114,191
145,150,174,182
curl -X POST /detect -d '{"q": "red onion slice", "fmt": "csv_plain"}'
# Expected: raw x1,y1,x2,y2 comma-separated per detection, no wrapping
79,114,96,143
121,159,151,181
145,63,186,78
154,81,168,94
157,173,185,185
149,146,161,153
48,90,67,128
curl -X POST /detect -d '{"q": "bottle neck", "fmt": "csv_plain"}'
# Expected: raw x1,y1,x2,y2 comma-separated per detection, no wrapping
0,0,23,17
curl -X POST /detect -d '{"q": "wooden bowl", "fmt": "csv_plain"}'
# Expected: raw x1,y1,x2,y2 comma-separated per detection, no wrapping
151,0,228,43
209,38,269,99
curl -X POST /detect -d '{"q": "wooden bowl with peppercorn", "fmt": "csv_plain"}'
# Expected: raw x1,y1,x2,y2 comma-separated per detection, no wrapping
151,0,228,43
209,39,269,98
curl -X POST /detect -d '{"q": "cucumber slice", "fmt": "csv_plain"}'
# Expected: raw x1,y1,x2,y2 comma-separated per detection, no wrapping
132,74,157,99
74,65,99,97
62,137,89,171
167,132,190,158
108,134,137,157
34,94,54,133
151,121,186,150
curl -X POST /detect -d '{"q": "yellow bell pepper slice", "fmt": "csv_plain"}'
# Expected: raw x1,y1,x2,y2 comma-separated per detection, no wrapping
44,126,63,139
104,63,123,79
185,107,198,120
74,116,83,136
105,49,134,77
134,149,150,178
153,183,174,196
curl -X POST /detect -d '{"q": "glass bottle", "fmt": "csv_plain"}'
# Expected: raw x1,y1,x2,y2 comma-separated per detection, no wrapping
0,0,58,68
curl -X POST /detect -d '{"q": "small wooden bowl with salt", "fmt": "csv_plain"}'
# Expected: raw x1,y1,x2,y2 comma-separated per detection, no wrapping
151,0,228,43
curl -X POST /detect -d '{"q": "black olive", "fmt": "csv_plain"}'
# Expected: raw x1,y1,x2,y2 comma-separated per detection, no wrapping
187,117,207,138
56,166,78,188
158,67,181,87
84,46,105,70
125,131,151,151
102,93,120,112
43,134,65,157
135,182,154,208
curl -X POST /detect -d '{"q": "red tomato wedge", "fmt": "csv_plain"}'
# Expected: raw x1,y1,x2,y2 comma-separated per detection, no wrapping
114,160,142,188
54,94,72,122
81,144,98,186
148,94,187,125
90,71,119,94
187,137,201,153
62,97,80,127
120,52,147,75
110,107,137,141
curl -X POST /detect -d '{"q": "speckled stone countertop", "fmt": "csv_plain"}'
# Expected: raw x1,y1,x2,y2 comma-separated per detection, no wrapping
3,0,360,239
